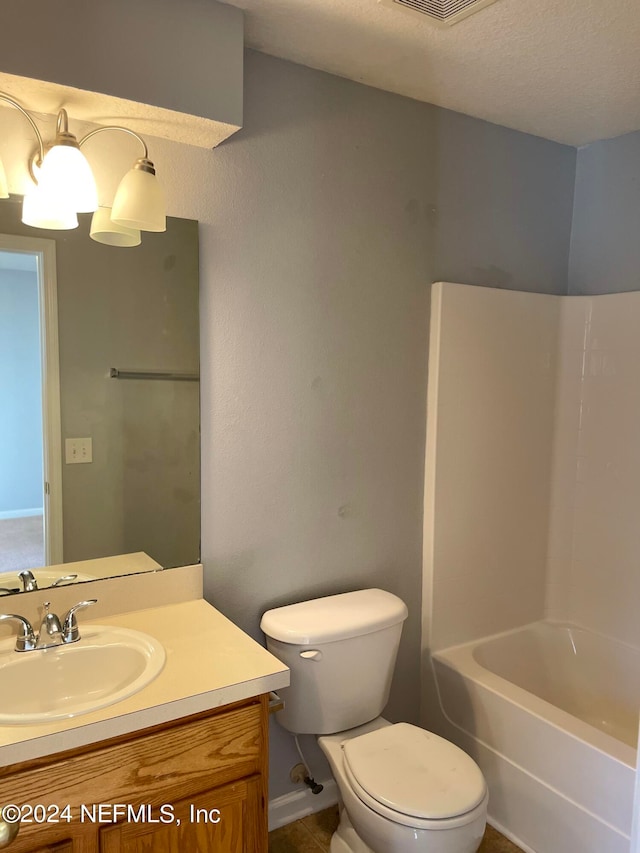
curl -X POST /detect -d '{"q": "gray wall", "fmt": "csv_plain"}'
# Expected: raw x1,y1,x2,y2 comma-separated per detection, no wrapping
569,130,640,294
0,268,42,513
200,50,577,797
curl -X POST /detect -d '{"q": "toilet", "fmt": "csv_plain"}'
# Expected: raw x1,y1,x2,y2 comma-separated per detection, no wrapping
261,588,488,853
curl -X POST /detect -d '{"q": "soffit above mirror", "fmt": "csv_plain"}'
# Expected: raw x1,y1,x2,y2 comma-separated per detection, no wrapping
1,0,244,149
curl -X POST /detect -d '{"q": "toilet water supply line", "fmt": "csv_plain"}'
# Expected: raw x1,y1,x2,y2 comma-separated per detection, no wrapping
294,735,324,795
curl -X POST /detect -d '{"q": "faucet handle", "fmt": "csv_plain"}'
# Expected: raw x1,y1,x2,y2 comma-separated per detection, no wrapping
51,574,78,587
0,614,37,652
62,599,97,643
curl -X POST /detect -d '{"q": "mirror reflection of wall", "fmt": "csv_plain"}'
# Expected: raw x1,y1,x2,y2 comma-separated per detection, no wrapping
0,197,200,588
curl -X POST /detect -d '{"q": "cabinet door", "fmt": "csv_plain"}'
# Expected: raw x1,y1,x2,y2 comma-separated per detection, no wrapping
99,776,265,853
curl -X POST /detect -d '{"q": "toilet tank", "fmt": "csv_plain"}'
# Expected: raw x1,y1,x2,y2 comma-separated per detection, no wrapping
260,589,408,734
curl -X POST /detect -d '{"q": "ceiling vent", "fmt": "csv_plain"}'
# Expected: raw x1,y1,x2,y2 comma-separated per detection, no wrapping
383,0,499,26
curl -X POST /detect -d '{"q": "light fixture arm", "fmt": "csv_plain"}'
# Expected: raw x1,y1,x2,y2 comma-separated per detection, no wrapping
78,125,158,181
0,92,45,167
79,125,150,163
54,108,81,149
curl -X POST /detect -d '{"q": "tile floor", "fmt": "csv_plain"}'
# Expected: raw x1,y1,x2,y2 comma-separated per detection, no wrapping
268,806,524,852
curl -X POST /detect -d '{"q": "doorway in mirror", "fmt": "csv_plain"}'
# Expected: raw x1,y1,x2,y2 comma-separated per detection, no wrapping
0,233,62,578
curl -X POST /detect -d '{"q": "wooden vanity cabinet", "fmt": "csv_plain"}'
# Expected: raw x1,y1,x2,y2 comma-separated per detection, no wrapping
0,695,269,853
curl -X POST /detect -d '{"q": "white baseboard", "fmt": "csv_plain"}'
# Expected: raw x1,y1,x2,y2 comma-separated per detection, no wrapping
0,508,43,520
269,778,339,831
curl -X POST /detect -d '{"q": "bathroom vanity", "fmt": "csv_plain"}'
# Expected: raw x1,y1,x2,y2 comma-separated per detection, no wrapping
0,570,289,853
0,698,267,853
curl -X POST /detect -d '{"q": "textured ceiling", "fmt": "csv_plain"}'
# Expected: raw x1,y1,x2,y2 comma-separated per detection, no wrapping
227,0,640,146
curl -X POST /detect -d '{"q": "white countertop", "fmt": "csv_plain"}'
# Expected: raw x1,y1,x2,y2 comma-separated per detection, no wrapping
0,599,290,767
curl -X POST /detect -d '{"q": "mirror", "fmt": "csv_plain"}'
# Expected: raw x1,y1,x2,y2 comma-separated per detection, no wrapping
0,196,200,594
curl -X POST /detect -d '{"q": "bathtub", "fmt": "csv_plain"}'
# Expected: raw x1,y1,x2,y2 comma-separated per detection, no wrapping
430,621,639,853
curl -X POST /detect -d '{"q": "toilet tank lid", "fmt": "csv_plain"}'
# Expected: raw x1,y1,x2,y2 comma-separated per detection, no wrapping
260,589,408,645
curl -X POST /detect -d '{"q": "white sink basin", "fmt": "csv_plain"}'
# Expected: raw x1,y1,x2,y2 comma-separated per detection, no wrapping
0,626,165,724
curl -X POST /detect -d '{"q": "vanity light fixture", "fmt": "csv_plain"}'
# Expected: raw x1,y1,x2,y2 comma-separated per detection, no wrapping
0,92,45,201
37,108,98,214
0,91,166,243
22,183,79,230
89,206,141,247
79,124,166,235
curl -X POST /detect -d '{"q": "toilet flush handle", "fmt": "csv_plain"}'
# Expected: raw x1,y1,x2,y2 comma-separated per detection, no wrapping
299,650,323,661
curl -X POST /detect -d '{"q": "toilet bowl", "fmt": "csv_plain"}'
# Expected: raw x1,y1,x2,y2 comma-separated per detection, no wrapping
260,589,488,853
319,717,488,853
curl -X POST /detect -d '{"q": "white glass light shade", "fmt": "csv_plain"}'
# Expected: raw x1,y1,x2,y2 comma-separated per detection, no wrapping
0,156,8,199
90,207,141,247
22,185,78,230
111,167,166,232
37,144,98,213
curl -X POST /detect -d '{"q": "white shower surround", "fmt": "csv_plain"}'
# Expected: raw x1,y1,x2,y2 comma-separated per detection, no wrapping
422,282,640,853
547,293,640,646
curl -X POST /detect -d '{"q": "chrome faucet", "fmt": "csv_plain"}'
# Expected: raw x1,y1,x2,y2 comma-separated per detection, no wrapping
37,602,64,649
18,570,38,592
0,599,97,652
17,570,79,592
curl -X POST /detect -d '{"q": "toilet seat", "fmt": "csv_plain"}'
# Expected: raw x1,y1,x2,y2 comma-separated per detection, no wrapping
342,722,487,829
